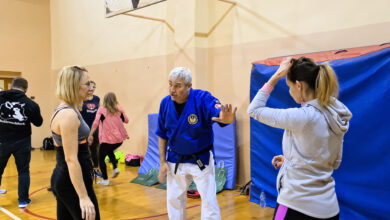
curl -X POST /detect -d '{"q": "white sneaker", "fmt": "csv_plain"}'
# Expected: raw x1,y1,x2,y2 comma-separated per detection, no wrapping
111,168,119,178
97,179,110,185
0,188,7,194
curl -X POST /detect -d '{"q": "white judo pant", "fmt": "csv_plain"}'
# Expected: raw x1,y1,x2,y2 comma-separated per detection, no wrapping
166,153,221,220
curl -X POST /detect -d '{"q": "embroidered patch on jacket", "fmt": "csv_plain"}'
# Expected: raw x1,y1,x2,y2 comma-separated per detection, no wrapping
215,100,221,109
188,114,198,125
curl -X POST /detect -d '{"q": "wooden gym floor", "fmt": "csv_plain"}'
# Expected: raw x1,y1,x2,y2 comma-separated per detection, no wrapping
0,149,274,219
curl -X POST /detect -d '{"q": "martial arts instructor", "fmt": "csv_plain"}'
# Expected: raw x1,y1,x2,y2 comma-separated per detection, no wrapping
156,67,236,220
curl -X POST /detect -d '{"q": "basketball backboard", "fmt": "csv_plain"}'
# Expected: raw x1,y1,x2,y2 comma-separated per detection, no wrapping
104,0,166,18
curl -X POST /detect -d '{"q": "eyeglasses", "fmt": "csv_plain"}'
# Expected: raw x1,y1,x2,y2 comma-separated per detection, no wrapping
81,81,96,89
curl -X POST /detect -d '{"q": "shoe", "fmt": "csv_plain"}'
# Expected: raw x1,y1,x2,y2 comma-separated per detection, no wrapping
187,189,200,199
19,201,32,208
47,187,53,192
97,179,110,185
94,169,103,178
0,188,7,194
111,168,119,178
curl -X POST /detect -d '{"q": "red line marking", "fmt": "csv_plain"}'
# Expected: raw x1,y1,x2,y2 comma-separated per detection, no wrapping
24,186,201,220
30,186,49,196
3,170,51,179
124,204,201,220
23,208,56,220
23,186,56,220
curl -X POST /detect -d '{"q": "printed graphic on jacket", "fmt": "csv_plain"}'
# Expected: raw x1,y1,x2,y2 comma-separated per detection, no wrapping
86,103,98,113
0,101,28,125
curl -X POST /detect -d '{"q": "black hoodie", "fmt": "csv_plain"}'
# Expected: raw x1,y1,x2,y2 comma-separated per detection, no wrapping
0,89,43,142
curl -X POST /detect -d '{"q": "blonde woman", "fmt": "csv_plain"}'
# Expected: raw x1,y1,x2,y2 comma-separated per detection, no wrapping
50,66,99,220
248,57,352,220
89,92,129,185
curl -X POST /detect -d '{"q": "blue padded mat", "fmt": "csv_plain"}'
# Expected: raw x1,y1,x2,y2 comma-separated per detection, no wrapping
138,113,237,189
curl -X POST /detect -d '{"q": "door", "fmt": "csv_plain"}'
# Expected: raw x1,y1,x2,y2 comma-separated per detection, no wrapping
0,71,22,91
0,78,14,91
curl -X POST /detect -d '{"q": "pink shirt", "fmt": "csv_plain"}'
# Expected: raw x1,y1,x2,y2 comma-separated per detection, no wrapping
92,105,129,144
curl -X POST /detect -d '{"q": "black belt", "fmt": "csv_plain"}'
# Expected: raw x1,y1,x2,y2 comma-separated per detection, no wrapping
173,145,213,174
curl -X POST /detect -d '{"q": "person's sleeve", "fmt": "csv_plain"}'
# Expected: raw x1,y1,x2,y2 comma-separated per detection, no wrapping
247,89,311,131
156,99,168,140
96,96,100,106
91,107,102,129
203,92,228,127
30,101,43,127
118,105,129,123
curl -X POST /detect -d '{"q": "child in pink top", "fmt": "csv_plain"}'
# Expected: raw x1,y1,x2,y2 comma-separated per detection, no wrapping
88,92,129,185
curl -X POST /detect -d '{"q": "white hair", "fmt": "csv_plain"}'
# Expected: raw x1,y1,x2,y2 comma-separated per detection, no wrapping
169,67,192,85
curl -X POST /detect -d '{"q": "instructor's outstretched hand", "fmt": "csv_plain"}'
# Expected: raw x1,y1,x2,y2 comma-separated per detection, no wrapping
212,104,237,124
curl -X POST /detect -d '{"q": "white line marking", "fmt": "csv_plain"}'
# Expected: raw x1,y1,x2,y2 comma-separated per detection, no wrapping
0,206,22,220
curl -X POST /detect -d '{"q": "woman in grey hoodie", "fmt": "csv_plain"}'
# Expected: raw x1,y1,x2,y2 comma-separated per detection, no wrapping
248,57,352,220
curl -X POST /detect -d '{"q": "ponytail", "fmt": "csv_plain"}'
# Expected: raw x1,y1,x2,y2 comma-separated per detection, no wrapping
315,62,339,107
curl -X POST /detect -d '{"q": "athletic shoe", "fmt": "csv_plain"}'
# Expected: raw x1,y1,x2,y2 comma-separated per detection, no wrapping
97,179,110,185
94,169,103,178
111,168,119,178
19,201,32,208
187,189,200,199
0,188,7,194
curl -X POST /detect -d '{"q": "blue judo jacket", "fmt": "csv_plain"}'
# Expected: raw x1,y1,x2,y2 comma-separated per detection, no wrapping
156,89,222,165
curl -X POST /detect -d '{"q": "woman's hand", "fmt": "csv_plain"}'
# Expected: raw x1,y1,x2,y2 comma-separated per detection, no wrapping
272,155,285,169
268,57,294,86
80,197,96,220
87,135,93,146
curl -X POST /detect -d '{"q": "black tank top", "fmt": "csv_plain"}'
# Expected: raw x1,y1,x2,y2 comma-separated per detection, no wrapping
51,105,93,180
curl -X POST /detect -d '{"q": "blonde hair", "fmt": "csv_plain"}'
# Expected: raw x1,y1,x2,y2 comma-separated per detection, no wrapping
56,66,88,108
316,62,339,106
103,92,119,114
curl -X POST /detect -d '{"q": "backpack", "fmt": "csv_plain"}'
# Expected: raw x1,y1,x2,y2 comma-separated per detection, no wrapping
125,154,143,166
41,137,54,150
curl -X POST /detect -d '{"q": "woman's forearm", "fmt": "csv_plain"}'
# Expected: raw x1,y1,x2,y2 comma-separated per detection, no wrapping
66,158,89,199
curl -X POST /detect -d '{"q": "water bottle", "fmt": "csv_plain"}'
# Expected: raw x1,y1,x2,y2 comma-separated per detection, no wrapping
259,190,266,207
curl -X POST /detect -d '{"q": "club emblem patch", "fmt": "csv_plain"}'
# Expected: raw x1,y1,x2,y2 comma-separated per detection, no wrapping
188,114,198,125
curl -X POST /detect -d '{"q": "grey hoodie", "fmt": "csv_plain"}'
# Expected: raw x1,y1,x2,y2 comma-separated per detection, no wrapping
247,90,352,218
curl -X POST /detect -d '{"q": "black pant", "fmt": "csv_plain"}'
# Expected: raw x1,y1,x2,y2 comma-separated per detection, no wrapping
98,142,122,180
89,129,99,168
273,203,339,220
0,136,31,203
51,144,100,220
51,167,100,220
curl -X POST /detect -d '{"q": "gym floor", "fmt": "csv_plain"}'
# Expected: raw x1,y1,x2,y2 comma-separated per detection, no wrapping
0,149,274,220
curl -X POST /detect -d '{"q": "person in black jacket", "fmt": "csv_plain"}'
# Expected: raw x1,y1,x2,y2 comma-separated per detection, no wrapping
0,77,43,208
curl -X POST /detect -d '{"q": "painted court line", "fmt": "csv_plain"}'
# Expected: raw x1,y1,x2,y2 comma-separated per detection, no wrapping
25,186,201,219
0,206,22,220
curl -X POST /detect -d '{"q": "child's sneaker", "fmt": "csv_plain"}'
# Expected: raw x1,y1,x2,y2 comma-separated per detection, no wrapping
0,188,7,194
18,200,32,208
97,179,110,185
111,168,119,178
